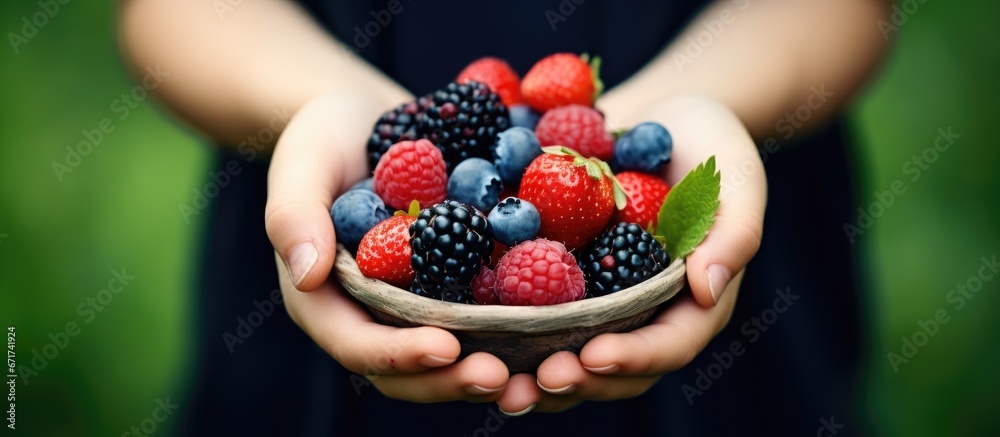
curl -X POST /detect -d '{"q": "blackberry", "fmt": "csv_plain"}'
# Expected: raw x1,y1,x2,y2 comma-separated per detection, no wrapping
418,81,510,172
409,200,494,303
367,99,428,171
578,222,670,297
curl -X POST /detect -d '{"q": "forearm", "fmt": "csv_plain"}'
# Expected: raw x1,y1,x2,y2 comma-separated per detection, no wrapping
600,0,891,140
117,0,411,147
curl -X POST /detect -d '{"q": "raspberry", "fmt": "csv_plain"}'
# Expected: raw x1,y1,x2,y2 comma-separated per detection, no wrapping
409,201,494,303
472,266,500,305
534,104,614,161
494,239,585,306
578,222,670,297
356,215,417,288
373,139,448,210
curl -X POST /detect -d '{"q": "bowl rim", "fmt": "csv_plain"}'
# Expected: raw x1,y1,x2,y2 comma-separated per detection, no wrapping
333,245,687,333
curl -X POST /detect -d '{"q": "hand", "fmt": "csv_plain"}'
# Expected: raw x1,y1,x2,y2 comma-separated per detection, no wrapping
496,94,767,414
266,91,509,403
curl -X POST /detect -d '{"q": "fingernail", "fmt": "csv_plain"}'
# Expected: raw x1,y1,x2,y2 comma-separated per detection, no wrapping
468,384,505,395
286,242,318,287
707,263,732,304
583,363,621,374
499,403,536,417
537,380,576,395
419,354,453,367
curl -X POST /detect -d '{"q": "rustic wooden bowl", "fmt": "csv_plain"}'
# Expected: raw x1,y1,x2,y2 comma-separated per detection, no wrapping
333,245,687,373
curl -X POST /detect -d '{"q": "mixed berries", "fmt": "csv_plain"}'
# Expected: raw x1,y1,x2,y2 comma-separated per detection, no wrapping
335,54,679,306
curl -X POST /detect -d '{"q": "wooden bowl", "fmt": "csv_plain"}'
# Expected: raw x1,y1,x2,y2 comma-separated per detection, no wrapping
333,245,687,373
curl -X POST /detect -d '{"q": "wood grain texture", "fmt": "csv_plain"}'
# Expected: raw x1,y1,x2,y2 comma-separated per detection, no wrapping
333,245,687,372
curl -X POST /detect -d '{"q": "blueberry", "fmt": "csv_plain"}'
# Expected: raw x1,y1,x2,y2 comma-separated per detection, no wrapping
348,177,375,192
613,122,672,173
494,127,542,184
447,158,503,212
488,197,541,246
508,104,541,130
331,190,391,252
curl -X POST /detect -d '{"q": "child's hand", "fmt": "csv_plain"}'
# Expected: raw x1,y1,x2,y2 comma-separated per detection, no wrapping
266,91,509,403
496,95,767,413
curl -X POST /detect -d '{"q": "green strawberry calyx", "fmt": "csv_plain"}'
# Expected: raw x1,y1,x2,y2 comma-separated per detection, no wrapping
395,200,421,217
541,146,627,210
580,53,604,104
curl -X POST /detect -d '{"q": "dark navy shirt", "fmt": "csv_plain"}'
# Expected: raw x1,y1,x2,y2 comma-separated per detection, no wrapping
181,1,867,435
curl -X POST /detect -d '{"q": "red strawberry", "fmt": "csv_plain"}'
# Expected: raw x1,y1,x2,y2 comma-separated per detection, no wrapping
374,139,448,210
356,214,418,288
614,171,671,228
472,266,500,305
517,148,625,251
534,104,614,161
521,53,602,112
457,57,522,107
494,239,585,306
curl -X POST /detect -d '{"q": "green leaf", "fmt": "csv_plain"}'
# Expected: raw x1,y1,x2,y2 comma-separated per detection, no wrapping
655,156,721,260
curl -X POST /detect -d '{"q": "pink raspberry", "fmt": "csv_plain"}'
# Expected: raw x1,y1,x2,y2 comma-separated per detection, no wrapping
374,139,448,210
534,104,614,161
494,239,586,306
472,266,500,305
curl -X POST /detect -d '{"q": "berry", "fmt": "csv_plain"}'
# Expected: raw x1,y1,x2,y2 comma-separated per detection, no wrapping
508,104,541,130
356,214,417,288
518,150,622,251
349,177,375,192
373,139,448,210
331,190,390,252
521,53,602,112
578,223,670,297
494,239,585,306
418,81,510,172
494,127,542,184
487,197,541,246
534,104,614,161
367,100,427,171
457,57,522,107
614,171,671,228
613,122,672,173
409,201,494,303
472,266,500,305
447,158,503,212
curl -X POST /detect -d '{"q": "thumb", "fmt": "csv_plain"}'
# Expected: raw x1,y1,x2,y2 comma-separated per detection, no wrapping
265,93,376,291
683,153,767,308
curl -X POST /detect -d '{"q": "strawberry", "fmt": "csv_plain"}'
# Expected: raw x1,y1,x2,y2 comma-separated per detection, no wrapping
521,53,603,112
614,171,671,229
517,148,626,251
534,104,615,161
456,57,522,107
356,203,421,288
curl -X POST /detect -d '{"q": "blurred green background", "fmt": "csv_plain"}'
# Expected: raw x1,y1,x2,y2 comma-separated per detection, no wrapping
1,1,998,435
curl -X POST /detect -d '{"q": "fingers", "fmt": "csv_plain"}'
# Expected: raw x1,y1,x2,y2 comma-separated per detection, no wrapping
265,92,385,291
370,352,509,403
683,163,765,306
279,260,462,376
495,374,541,416
653,95,767,307
536,351,661,401
578,278,741,377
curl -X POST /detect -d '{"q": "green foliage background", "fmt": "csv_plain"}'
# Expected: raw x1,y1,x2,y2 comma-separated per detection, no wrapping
0,1,997,435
